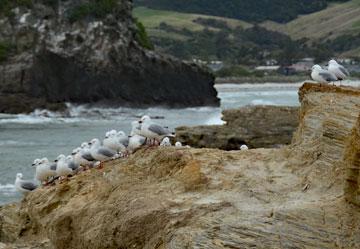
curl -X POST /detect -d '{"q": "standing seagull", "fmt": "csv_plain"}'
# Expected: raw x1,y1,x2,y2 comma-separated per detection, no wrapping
89,138,117,162
311,65,337,84
328,59,350,82
33,158,57,184
15,173,38,193
56,155,79,179
138,115,174,144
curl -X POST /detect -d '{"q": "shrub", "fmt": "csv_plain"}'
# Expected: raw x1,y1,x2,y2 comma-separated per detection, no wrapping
135,19,154,50
68,0,118,23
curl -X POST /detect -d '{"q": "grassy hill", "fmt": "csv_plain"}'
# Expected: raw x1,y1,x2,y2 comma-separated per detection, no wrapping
134,0,348,23
133,7,252,41
261,0,360,40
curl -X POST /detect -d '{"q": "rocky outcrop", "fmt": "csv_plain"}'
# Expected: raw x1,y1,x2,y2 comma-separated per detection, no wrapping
1,83,360,249
176,105,299,149
0,0,219,114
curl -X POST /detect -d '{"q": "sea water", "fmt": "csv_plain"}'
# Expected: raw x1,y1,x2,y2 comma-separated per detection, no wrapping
0,81,358,204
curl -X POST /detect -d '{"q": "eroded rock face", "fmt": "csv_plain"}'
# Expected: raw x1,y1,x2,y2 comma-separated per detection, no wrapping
176,105,299,150
1,83,360,249
0,0,219,113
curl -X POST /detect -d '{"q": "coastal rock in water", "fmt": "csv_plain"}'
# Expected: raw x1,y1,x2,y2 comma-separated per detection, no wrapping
1,83,360,248
176,105,299,149
0,0,219,114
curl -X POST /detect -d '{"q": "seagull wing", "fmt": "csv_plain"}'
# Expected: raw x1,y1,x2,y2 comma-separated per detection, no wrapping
98,148,116,157
82,152,95,161
339,65,350,76
319,72,337,82
148,124,169,136
21,181,38,191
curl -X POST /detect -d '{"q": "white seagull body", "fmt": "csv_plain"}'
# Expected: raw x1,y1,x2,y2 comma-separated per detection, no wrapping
89,138,117,162
311,64,337,84
15,173,38,193
128,135,146,153
34,158,57,183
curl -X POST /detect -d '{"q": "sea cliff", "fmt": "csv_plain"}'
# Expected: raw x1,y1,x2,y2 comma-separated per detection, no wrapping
0,0,219,114
1,82,360,248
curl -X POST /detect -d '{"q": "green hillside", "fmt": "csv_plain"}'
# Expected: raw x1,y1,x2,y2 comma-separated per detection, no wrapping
261,0,360,40
134,0,349,23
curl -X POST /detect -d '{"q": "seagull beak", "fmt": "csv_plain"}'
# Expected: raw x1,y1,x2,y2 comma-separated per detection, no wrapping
31,163,35,167
88,142,92,145
71,152,76,155
138,121,142,124
54,159,58,163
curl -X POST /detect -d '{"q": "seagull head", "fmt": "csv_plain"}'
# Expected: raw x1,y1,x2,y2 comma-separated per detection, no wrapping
81,142,89,149
240,145,249,151
162,137,170,144
117,131,126,137
89,138,100,147
329,59,338,66
71,147,81,155
175,141,182,147
105,130,117,138
32,158,41,167
40,157,49,164
54,155,65,163
16,173,23,179
139,115,151,124
312,64,322,71
66,155,73,161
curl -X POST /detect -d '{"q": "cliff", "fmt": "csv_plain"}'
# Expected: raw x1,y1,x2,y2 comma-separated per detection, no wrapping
1,82,360,249
0,0,219,114
176,105,299,150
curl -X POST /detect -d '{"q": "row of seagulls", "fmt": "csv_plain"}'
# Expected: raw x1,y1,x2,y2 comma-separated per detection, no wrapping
15,115,184,194
311,59,350,84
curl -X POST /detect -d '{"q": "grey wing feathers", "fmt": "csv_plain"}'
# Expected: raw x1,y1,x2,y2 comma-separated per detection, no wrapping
148,124,169,136
22,182,38,191
319,72,337,81
139,136,146,145
119,137,129,147
68,162,78,171
339,66,350,76
82,152,95,161
50,163,57,171
99,148,115,157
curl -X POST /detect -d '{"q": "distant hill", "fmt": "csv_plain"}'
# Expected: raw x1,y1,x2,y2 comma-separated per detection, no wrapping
261,0,360,40
134,0,350,23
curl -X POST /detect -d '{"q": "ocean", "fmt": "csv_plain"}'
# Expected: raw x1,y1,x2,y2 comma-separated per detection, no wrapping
0,81,358,205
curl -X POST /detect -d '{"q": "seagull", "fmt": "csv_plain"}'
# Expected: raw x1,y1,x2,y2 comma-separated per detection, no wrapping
72,146,96,168
103,131,129,154
15,173,38,193
89,138,117,162
33,158,57,184
160,137,172,147
311,64,337,84
138,115,174,144
175,141,182,147
328,59,350,82
240,145,249,151
55,154,79,178
128,135,146,153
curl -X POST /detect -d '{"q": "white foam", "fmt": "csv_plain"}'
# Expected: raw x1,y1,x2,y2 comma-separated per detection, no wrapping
0,140,37,147
0,184,16,192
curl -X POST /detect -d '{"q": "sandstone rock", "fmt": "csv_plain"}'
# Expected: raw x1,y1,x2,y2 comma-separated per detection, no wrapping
176,105,299,149
0,0,219,113
1,83,360,248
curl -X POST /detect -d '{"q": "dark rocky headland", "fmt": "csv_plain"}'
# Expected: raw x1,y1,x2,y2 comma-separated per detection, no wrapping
0,0,219,114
